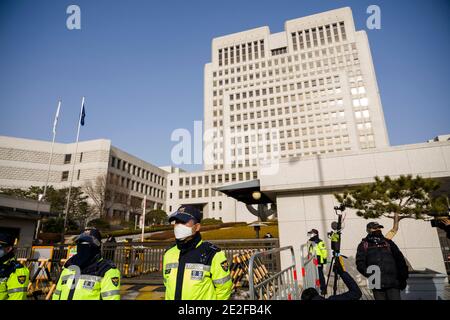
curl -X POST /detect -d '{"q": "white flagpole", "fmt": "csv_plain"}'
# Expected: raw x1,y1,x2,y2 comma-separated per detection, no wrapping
35,99,62,239
141,195,147,242
64,96,85,232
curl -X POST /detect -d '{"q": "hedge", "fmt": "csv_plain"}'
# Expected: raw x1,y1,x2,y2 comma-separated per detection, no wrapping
107,225,173,237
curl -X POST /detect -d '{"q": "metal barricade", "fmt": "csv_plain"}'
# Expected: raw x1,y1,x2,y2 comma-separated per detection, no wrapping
248,246,300,300
300,243,320,291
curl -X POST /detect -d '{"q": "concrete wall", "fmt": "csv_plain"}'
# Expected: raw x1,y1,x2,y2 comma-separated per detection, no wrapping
0,219,36,247
276,192,446,284
0,135,111,189
260,140,450,282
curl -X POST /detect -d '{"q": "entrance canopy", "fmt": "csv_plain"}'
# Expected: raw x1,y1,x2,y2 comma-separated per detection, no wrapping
214,179,274,205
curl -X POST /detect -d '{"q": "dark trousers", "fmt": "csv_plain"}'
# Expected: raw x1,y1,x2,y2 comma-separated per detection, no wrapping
372,288,401,300
318,265,326,292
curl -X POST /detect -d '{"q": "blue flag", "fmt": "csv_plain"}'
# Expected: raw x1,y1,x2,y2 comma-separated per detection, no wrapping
80,102,86,126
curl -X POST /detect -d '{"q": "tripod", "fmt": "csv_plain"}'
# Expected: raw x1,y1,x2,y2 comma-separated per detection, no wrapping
325,205,346,296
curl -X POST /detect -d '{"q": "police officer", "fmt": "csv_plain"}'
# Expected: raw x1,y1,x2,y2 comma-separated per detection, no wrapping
52,227,121,300
163,205,233,300
307,228,328,295
0,233,30,300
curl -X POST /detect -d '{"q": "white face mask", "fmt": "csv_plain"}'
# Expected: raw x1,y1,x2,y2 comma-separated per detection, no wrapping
174,224,194,240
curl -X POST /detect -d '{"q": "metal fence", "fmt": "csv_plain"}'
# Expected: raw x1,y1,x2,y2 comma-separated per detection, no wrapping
248,246,300,300
16,238,280,279
299,243,320,291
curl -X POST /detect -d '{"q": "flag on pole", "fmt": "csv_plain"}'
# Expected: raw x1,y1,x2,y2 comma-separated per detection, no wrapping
52,101,61,135
80,100,86,126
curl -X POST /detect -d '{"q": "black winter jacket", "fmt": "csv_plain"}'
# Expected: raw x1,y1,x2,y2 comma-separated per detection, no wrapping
355,232,409,289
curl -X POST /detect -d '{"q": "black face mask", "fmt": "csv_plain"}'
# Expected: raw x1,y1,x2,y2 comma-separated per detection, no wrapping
0,247,14,265
74,243,100,269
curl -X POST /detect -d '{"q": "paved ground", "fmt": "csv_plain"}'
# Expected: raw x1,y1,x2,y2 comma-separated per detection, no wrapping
120,277,450,300
121,284,165,300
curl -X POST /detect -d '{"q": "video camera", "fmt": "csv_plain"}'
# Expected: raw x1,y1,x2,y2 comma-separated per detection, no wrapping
327,222,341,252
325,203,348,296
333,203,346,213
328,204,345,252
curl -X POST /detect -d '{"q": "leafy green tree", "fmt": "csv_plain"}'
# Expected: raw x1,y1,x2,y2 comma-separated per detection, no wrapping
145,209,168,225
335,175,449,237
0,188,29,198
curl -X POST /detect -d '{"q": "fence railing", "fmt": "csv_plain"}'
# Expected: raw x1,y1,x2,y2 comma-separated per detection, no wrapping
16,238,280,279
248,246,300,300
299,243,320,291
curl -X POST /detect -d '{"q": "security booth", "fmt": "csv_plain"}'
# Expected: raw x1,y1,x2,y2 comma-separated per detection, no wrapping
0,194,52,247
214,180,301,300
214,179,274,206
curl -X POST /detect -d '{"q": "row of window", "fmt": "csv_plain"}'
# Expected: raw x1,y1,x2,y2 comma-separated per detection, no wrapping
218,40,265,67
110,156,165,186
63,153,84,164
176,189,224,200
213,43,357,80
211,145,353,170
271,47,287,56
210,67,360,123
229,123,349,143
108,172,165,199
61,169,83,182
227,109,346,132
213,51,353,94
229,112,346,130
177,170,258,187
226,75,341,101
291,21,347,51
212,52,358,91
216,20,348,69
228,133,351,154
228,95,344,119
228,97,345,118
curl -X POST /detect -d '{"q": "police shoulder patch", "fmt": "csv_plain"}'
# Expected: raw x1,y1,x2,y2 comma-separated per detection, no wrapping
206,242,221,252
220,260,229,272
111,277,119,287
17,275,26,284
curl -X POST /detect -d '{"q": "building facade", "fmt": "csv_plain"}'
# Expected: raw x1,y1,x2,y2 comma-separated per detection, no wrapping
0,136,167,222
166,7,390,221
259,140,450,280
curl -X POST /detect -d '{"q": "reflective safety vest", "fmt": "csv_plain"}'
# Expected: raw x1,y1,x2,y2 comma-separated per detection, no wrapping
0,257,30,300
163,239,232,300
52,258,120,300
308,239,328,265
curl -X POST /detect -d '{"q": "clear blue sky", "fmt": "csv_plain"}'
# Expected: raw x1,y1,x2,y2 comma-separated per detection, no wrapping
0,0,449,171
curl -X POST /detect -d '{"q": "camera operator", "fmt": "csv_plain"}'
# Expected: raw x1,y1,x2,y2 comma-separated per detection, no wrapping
301,256,362,300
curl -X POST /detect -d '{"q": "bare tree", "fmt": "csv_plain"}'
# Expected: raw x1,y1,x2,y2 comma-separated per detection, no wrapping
83,175,115,218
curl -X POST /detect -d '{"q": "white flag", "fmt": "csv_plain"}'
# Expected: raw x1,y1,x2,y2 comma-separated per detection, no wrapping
52,100,61,135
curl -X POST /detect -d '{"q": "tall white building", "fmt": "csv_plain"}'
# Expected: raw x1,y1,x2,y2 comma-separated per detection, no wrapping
166,7,390,221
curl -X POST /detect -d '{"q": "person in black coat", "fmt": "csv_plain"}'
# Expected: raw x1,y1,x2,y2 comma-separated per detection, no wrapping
355,222,409,300
301,256,362,300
